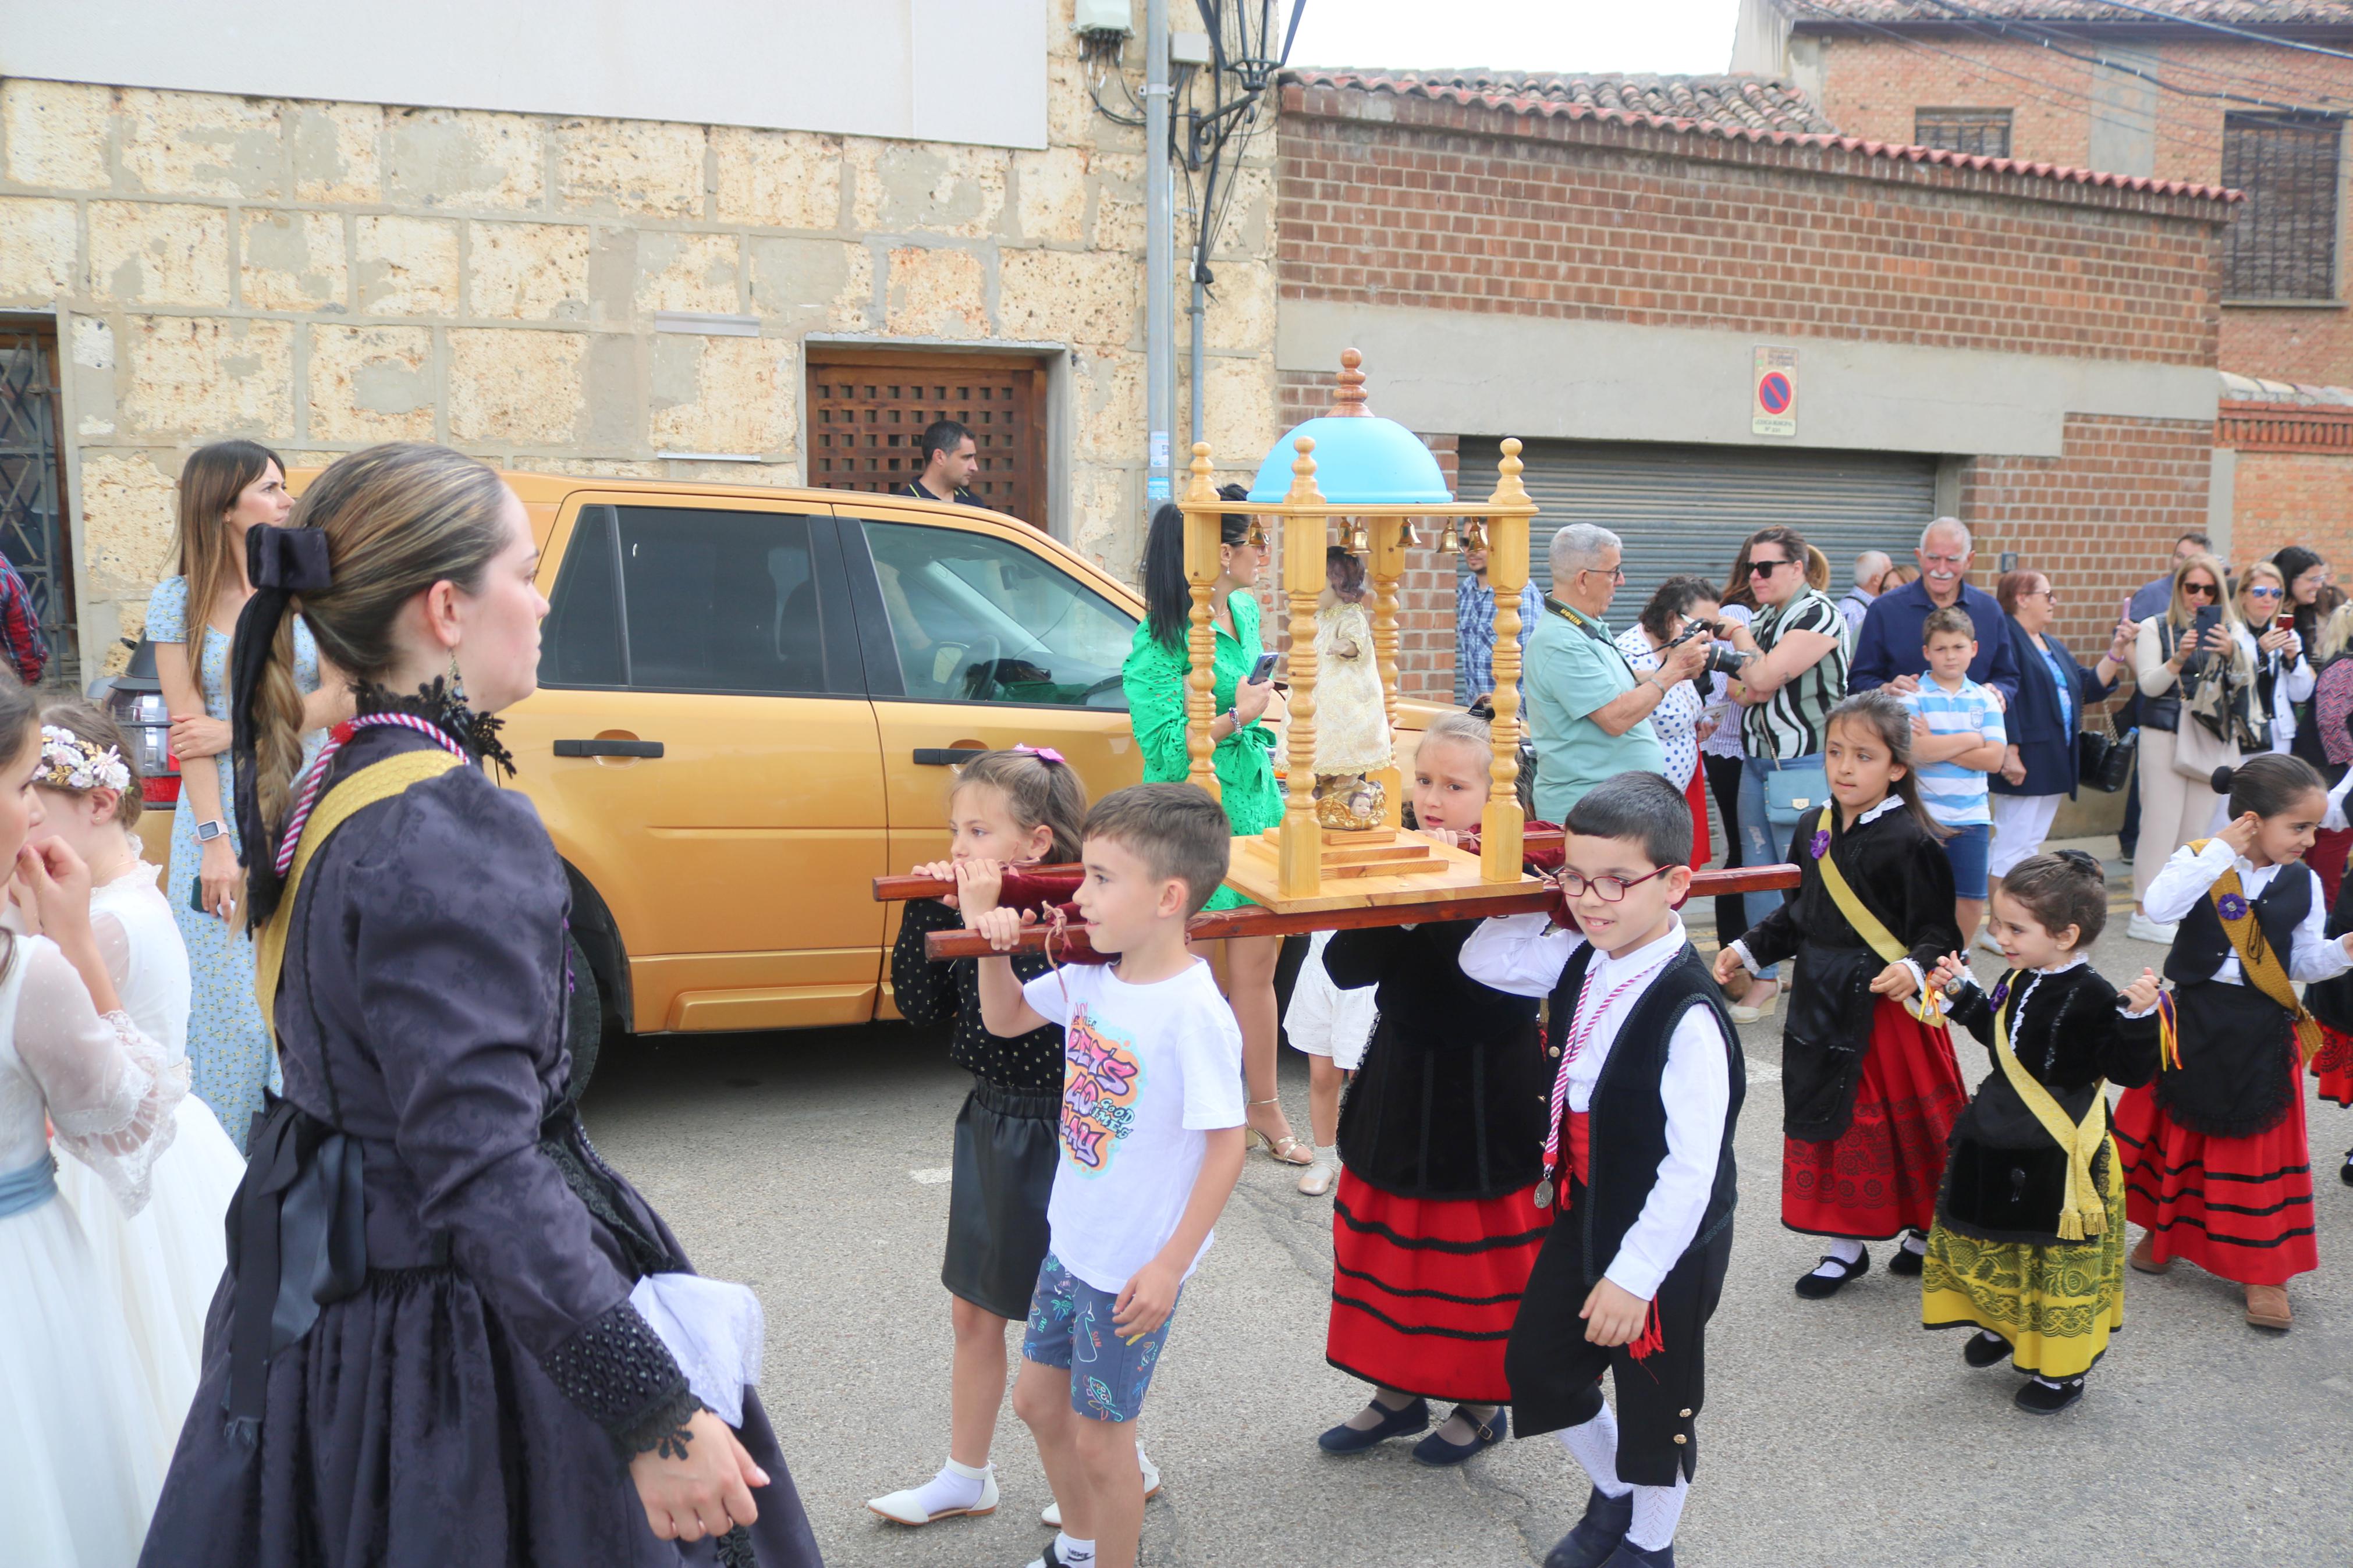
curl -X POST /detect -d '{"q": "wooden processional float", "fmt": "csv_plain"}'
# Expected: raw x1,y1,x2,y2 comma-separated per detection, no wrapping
878,350,1802,961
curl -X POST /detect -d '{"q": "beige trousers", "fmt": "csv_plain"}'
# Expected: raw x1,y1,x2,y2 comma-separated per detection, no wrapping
2132,726,2221,904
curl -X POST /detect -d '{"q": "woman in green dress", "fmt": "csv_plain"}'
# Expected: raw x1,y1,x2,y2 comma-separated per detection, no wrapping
1123,498,1311,1166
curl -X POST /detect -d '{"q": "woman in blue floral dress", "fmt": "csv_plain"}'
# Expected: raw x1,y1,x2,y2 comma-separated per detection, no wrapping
148,441,345,1150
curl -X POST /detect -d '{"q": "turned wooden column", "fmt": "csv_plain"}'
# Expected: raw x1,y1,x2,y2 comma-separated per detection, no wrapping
1480,439,1532,882
1180,443,1223,801
1279,437,1326,899
1368,514,1404,828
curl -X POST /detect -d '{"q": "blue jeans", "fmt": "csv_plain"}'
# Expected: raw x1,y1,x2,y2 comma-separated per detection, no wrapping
1736,753,1827,980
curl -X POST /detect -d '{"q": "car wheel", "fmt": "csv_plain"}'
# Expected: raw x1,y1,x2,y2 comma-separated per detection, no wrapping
562,928,604,1104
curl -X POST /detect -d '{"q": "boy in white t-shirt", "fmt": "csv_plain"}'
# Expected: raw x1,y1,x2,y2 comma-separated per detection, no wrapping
968,782,1247,1568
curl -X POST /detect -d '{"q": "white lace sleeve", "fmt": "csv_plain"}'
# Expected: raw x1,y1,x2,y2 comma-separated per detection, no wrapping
18,936,184,1215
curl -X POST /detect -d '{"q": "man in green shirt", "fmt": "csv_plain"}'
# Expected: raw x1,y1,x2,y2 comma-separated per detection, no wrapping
1523,523,1709,820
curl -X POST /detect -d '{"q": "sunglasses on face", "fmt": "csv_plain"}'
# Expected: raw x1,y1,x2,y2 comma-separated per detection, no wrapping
1555,865,1671,903
1748,557,1796,578
2182,582,2218,599
2246,586,2284,600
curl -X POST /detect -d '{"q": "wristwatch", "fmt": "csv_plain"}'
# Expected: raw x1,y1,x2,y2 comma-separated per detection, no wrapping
194,818,230,842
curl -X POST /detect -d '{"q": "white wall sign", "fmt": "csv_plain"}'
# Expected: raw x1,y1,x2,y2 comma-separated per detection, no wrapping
1753,346,1797,439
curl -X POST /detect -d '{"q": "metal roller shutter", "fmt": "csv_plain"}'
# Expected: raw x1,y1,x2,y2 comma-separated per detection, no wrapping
1461,438,1939,603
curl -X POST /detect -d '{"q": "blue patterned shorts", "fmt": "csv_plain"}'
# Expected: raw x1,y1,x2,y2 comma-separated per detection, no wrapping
1020,1252,1182,1423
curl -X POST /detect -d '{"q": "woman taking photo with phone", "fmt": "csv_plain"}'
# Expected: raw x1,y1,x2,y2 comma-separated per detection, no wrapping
1124,493,1310,1168
2128,552,2246,943
2237,559,2315,760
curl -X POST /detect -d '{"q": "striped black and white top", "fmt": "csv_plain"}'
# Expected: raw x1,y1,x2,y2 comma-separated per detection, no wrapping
1741,587,1850,760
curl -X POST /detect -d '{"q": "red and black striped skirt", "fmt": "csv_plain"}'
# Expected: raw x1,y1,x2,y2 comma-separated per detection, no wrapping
1328,1170,1550,1404
2114,1067,2319,1286
1782,997,1969,1240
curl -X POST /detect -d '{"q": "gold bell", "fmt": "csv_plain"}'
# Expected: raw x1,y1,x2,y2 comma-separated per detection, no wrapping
1399,516,1421,549
1247,518,1269,551
1463,518,1488,554
1345,516,1370,553
1439,518,1460,553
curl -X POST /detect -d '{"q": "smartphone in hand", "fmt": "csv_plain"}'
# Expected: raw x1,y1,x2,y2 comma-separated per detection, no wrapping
1246,651,1279,684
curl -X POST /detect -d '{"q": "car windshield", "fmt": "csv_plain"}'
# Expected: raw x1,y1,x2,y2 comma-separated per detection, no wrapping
863,521,1134,709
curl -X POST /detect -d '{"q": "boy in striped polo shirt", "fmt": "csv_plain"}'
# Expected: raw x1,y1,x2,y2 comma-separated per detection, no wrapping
1902,606,2008,944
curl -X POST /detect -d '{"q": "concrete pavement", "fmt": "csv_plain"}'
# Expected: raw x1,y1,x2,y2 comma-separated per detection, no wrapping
580,845,2352,1567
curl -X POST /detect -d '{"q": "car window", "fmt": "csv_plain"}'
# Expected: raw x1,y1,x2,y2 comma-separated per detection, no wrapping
862,521,1134,709
540,504,838,695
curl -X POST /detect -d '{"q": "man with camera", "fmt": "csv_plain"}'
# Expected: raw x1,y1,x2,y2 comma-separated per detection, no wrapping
1522,523,1710,819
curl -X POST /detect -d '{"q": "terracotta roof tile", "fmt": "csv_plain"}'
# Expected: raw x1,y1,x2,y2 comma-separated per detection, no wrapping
1783,1,2353,25
1283,67,2242,203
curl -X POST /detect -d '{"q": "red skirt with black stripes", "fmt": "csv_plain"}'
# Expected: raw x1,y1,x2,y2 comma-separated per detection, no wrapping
1782,998,1969,1240
1328,1170,1550,1403
2114,1066,2319,1286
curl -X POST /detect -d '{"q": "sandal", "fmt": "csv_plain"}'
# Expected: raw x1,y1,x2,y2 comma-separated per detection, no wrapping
1246,1099,1314,1166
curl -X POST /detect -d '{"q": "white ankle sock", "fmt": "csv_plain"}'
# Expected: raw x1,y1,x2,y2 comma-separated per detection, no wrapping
1901,1230,1928,1256
1056,1533,1097,1566
904,1457,989,1517
1810,1238,1866,1276
1556,1405,1631,1499
1626,1474,1691,1552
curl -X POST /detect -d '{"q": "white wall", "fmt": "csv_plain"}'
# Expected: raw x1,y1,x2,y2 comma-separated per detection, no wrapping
0,0,1050,148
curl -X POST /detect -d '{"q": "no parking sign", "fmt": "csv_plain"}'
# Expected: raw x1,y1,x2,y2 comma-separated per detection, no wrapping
1753,347,1797,438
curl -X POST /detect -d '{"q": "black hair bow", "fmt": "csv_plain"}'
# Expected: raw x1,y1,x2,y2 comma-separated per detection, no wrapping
230,525,332,928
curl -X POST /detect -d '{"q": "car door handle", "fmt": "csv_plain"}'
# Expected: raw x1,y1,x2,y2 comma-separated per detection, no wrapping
913,748,989,766
555,739,664,758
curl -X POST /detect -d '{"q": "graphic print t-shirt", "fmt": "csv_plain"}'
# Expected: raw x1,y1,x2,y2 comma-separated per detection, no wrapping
1022,958,1247,1292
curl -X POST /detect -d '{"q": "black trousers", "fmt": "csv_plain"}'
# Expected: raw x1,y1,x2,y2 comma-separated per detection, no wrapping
1504,1192,1734,1488
1703,752,1748,940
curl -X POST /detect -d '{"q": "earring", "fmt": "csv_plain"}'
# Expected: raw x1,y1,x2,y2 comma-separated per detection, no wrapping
447,649,466,705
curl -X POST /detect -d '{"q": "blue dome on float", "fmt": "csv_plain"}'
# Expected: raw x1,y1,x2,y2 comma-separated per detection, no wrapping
1244,350,1454,506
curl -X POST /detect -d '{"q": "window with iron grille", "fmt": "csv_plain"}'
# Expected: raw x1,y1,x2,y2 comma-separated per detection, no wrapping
1915,108,2012,159
2223,113,2343,302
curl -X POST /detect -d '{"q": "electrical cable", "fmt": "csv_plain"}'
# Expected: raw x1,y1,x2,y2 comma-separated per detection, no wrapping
2084,0,2353,63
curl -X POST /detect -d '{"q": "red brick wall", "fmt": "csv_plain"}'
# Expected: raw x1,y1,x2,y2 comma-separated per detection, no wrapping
1806,30,2353,385
1956,415,2215,652
1279,82,2226,366
2230,450,2353,573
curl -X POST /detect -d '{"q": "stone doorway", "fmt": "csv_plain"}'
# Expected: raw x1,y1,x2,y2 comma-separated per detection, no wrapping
807,350,1048,525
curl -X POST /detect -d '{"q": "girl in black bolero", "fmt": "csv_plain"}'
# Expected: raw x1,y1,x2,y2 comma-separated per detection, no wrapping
1920,851,2162,1414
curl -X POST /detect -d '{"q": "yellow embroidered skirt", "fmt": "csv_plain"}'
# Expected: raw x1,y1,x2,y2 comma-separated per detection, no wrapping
1919,1135,2127,1381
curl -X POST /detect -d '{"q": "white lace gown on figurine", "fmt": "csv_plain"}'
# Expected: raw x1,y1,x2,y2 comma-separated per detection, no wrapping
1314,599,1392,777
56,857,239,1438
0,932,186,1567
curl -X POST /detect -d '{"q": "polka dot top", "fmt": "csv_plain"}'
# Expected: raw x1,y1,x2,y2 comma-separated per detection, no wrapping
891,898,1066,1091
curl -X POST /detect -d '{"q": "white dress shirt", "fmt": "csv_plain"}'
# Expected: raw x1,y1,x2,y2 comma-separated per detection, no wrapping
1458,913,1734,1300
2142,838,2353,987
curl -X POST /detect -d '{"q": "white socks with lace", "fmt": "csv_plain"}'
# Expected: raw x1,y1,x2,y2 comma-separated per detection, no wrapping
1557,1405,1631,1498
907,1457,989,1518
1809,1236,1867,1277
1559,1403,1691,1553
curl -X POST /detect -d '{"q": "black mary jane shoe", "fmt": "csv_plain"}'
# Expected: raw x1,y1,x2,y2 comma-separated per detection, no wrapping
2340,1147,2353,1187
2014,1376,2086,1415
1793,1249,1870,1299
1543,1487,1635,1568
1411,1404,1508,1466
1318,1396,1431,1453
1886,1233,1928,1277
1962,1330,2013,1369
1599,1540,1678,1567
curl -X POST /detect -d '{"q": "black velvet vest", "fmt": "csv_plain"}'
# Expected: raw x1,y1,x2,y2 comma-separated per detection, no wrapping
2163,859,2308,989
1546,942,1745,1287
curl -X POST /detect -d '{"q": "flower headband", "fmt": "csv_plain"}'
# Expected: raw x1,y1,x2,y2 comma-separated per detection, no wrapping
38,725,131,795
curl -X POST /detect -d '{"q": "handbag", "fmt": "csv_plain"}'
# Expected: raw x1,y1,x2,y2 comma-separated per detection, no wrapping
2171,675,2242,781
2077,705,2135,793
1763,759,1831,831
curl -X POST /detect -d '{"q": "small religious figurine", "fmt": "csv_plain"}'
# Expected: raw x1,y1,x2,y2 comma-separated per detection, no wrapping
1314,545,1391,831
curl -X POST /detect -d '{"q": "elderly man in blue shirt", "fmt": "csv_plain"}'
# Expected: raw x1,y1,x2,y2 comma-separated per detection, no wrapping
1850,518,2021,704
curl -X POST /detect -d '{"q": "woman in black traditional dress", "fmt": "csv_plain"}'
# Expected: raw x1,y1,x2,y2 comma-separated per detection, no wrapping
140,443,821,1567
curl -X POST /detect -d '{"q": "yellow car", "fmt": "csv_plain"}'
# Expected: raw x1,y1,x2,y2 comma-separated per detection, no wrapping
117,473,1450,1046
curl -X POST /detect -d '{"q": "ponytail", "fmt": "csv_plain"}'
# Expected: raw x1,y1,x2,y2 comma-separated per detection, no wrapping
232,443,509,926
1141,485,1253,651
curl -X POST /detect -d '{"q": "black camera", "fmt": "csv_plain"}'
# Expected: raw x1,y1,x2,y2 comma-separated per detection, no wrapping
1698,645,1751,682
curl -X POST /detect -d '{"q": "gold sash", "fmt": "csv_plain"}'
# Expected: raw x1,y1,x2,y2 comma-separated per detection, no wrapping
2169,840,2327,1066
253,750,464,1050
1812,805,1946,1026
1989,969,2107,1241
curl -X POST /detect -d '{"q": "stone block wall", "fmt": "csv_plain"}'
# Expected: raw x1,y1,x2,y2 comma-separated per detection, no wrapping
0,1,1282,674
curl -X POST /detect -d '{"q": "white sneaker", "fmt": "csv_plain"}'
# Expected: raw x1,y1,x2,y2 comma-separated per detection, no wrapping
868,1467,998,1526
1041,1449,1159,1527
2126,913,2178,945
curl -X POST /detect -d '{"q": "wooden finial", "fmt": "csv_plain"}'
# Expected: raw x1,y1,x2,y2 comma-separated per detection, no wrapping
1181,440,1218,505
1330,348,1371,417
1284,435,1323,506
1489,436,1530,507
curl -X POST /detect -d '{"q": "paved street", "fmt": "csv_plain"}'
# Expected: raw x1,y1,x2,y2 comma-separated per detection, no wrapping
581,846,2353,1567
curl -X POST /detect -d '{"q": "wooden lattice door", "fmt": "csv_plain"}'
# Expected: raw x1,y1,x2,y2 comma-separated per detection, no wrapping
807,351,1046,524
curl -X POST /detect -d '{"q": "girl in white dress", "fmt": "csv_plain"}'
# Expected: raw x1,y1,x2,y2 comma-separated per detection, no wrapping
0,680,190,1567
39,700,240,1440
